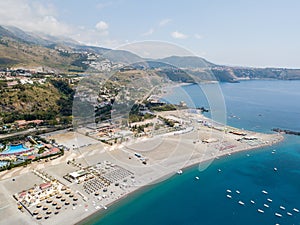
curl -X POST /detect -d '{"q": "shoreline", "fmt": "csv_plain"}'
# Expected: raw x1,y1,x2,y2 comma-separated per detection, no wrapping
76,130,284,225
0,110,284,225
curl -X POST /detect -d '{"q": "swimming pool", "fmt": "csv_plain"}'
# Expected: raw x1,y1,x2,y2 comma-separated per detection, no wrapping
1,144,29,154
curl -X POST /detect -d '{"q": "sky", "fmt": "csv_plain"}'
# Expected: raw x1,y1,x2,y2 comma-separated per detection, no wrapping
0,0,300,68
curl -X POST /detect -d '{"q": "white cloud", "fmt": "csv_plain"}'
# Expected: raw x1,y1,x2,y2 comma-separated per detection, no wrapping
0,0,72,36
142,28,154,36
95,21,109,31
194,34,203,39
171,31,188,39
159,18,172,27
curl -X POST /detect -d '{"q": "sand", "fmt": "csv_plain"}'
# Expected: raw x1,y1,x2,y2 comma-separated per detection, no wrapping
0,110,283,225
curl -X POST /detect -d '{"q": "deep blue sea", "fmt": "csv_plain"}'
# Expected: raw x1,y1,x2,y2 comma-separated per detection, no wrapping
83,80,300,225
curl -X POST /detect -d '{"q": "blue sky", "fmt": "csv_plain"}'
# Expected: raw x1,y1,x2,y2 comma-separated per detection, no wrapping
0,0,300,67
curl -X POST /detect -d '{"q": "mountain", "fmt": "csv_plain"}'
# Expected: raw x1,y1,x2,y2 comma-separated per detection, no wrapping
1,25,300,82
159,56,215,68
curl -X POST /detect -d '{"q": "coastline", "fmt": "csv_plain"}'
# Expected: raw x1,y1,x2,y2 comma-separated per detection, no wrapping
76,140,284,225
0,110,284,225
75,121,284,225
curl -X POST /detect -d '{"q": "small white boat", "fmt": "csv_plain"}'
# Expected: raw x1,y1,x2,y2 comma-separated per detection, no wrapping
226,189,232,193
275,212,282,217
274,167,278,171
287,212,293,216
267,198,272,202
236,190,240,194
177,170,183,175
264,204,269,208
218,169,222,172
280,206,285,210
238,201,245,206
101,204,107,210
250,200,255,204
195,176,199,180
262,190,268,195
246,154,250,157
293,208,299,213
258,209,264,213
226,195,232,199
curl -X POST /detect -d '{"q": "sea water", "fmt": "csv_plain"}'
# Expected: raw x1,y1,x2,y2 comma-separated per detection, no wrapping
83,80,300,225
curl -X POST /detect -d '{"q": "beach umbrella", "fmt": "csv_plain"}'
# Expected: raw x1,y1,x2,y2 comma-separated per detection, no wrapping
36,215,42,220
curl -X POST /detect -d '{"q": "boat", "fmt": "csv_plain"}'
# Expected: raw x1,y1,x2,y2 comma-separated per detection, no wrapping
218,169,222,172
262,190,268,194
226,189,232,193
267,198,272,202
226,195,232,199
264,204,269,208
287,212,293,216
177,170,183,175
236,190,240,194
101,204,107,210
274,167,278,171
195,176,199,180
238,201,245,206
258,209,264,213
293,208,299,213
275,212,282,217
250,200,255,204
280,206,285,210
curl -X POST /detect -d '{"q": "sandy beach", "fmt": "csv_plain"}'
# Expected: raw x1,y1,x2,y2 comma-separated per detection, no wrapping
0,110,284,225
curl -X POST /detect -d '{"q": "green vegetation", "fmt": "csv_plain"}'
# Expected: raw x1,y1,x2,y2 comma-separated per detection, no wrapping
0,79,75,125
147,103,177,112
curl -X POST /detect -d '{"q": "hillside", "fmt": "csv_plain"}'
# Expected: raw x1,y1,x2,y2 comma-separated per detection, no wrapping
0,79,74,125
1,25,300,82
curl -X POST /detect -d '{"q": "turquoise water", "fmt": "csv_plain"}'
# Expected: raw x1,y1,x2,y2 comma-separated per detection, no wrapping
84,80,300,225
2,144,29,154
